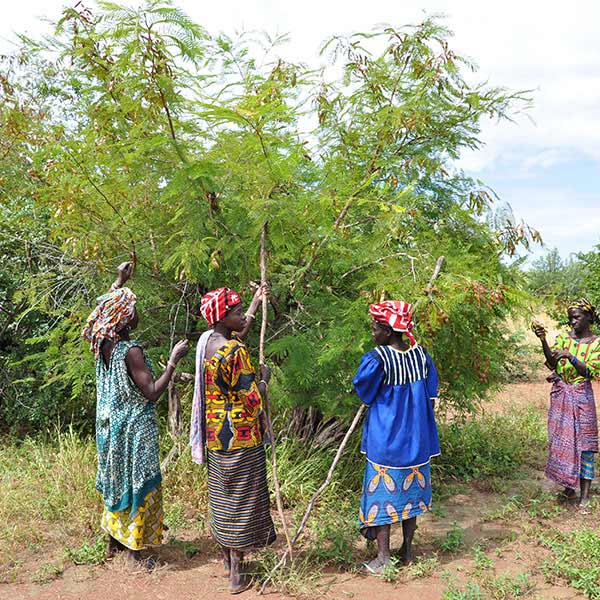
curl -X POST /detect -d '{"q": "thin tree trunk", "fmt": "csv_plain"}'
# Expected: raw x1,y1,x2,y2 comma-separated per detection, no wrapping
259,222,294,559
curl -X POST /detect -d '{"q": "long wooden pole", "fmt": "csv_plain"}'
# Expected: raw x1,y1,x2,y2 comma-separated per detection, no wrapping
259,404,366,594
259,222,294,559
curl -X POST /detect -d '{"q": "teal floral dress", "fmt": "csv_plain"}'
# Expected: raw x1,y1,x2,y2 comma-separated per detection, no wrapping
96,340,163,549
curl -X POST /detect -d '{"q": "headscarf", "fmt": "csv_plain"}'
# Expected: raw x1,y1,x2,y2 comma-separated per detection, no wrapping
200,287,241,326
568,298,599,324
369,300,416,346
82,286,137,357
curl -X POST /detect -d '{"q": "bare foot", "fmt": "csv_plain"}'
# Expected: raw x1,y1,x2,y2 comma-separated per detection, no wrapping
398,542,413,566
578,499,592,514
222,548,231,577
230,573,252,594
125,549,142,569
106,536,126,560
558,487,576,501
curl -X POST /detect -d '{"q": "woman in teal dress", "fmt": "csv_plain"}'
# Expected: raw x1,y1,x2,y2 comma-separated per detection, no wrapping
83,262,188,566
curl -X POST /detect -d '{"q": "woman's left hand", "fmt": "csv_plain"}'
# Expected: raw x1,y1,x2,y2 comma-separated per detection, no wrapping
116,261,134,286
552,349,572,362
254,283,269,301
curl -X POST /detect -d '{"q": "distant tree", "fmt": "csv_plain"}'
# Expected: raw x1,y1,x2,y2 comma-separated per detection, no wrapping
579,245,600,313
526,248,585,304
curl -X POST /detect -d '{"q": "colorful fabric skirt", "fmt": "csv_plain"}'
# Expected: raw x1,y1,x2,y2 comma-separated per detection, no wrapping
546,377,598,489
580,451,595,480
100,485,164,551
207,445,276,550
359,460,432,540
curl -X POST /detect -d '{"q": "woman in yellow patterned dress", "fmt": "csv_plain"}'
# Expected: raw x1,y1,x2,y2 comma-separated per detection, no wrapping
533,298,600,510
83,262,188,566
190,286,275,594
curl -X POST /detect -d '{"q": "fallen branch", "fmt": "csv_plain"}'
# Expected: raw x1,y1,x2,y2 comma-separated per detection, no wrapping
259,404,366,594
259,222,294,560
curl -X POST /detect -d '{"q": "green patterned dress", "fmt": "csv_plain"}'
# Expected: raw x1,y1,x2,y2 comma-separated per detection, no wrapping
95,341,164,550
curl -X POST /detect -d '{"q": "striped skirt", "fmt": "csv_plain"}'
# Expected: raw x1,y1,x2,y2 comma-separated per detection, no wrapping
207,445,276,550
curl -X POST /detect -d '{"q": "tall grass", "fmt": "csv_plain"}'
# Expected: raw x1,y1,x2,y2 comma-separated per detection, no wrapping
0,428,100,581
0,408,548,584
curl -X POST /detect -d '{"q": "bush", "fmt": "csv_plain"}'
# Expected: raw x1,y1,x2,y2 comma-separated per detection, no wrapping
434,409,546,483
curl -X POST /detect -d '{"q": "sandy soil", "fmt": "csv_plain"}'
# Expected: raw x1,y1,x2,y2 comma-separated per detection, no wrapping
0,379,594,600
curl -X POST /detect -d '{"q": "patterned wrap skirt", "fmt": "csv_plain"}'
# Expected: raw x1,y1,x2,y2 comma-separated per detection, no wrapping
101,485,164,550
359,460,432,539
207,445,276,549
546,377,598,489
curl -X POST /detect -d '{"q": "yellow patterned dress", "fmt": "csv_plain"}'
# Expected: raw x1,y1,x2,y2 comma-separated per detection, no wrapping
203,338,276,549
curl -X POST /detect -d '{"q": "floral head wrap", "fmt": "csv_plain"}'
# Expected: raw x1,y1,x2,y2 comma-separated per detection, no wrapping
200,287,241,326
568,298,599,324
369,300,416,345
82,286,137,357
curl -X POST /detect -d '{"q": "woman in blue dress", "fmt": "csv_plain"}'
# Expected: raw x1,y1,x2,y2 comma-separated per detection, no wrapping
353,300,440,574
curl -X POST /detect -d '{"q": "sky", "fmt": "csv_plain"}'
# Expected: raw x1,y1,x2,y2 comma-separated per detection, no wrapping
2,0,600,263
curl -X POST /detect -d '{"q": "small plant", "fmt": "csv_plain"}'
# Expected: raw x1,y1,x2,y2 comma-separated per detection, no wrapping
380,557,400,583
437,522,465,554
164,503,186,537
540,529,600,599
31,561,64,584
486,495,523,521
472,545,493,572
526,495,563,520
66,536,106,565
484,572,534,599
171,539,200,559
442,582,484,600
406,555,440,579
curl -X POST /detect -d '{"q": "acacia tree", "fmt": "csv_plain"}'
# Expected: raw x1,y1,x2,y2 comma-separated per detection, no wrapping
0,0,536,431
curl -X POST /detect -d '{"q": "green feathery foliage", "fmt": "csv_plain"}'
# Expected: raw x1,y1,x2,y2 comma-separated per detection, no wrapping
0,1,537,431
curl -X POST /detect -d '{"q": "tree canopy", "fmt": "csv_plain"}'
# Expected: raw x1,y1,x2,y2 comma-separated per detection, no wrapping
1,1,540,432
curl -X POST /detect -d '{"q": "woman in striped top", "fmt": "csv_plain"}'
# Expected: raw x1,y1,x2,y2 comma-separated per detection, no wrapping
353,300,440,574
533,298,600,510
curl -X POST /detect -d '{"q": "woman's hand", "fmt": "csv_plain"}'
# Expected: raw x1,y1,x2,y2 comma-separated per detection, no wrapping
256,283,269,301
169,339,189,365
259,364,271,385
532,323,546,339
115,261,134,287
552,349,572,362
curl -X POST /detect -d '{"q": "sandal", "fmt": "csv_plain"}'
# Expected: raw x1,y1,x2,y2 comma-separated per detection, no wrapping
230,574,253,594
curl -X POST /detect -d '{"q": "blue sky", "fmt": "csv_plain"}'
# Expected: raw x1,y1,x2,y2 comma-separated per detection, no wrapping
3,0,600,262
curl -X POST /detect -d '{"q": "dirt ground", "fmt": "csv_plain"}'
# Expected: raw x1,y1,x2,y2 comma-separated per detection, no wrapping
1,378,596,600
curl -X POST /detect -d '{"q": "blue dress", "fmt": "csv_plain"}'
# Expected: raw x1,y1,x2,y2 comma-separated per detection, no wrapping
353,344,440,537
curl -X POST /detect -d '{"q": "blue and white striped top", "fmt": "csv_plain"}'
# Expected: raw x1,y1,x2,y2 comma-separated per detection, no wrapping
374,344,429,386
353,343,440,469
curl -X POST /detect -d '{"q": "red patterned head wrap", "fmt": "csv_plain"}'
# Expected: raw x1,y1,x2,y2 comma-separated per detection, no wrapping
82,287,137,357
200,287,241,326
369,300,416,345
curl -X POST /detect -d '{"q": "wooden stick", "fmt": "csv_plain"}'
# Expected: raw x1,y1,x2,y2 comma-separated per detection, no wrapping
259,404,366,594
259,222,294,560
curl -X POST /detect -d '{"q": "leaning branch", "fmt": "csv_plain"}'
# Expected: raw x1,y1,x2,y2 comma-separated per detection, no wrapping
259,404,366,593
